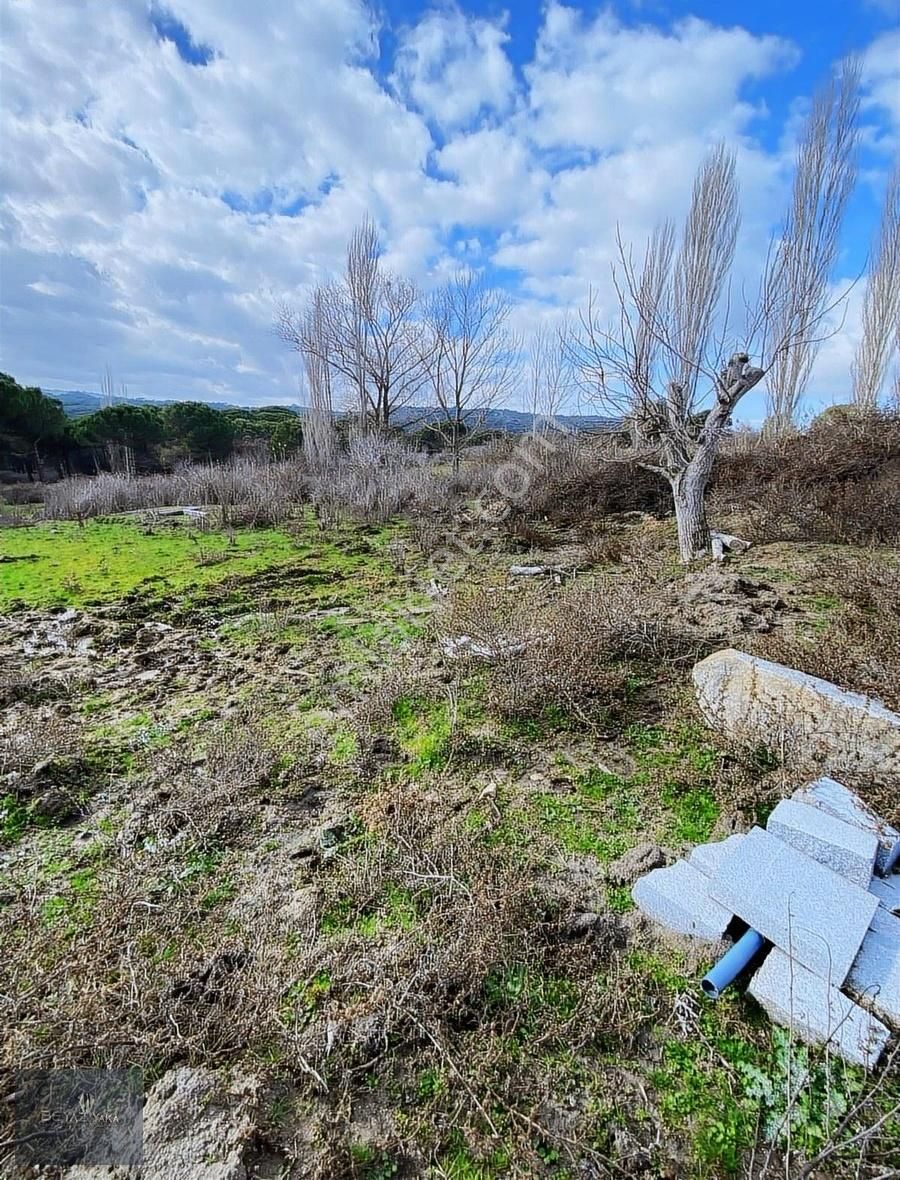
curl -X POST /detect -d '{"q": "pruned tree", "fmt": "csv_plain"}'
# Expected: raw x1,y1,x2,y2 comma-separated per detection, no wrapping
764,58,861,434
570,146,763,561
421,271,519,472
570,121,860,563
278,217,429,431
852,160,900,411
527,323,574,433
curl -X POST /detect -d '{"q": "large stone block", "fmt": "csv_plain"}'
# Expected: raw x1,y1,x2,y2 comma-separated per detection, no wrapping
688,834,744,878
709,827,878,985
870,874,900,916
847,907,900,1026
766,799,878,888
793,778,900,876
692,649,900,779
749,948,889,1069
631,859,732,942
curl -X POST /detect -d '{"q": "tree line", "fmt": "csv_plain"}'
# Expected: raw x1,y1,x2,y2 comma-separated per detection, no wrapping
0,373,305,480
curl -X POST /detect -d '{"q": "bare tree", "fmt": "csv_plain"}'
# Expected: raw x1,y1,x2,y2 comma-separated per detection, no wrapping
852,161,900,410
571,146,764,562
300,288,337,471
764,58,861,434
527,323,574,433
278,218,429,432
422,271,520,472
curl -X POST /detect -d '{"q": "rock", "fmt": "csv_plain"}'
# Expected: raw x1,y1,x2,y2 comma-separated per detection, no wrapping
608,842,667,886
766,799,878,888
632,859,733,942
709,827,878,985
870,874,900,916
793,778,900,876
692,649,900,779
749,948,889,1070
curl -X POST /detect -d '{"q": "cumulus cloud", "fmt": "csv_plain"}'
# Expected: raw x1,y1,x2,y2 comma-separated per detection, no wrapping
391,7,517,131
0,0,896,412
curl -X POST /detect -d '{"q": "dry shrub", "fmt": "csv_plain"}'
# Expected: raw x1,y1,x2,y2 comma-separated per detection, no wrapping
0,482,46,505
443,572,699,722
42,456,308,524
754,553,900,716
713,408,900,544
309,435,436,526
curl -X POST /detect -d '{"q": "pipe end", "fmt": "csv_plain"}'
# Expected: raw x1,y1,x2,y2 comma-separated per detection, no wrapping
701,978,720,1000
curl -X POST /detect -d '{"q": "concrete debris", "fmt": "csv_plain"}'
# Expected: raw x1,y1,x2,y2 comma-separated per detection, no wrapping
631,859,732,942
441,634,530,660
710,531,752,562
709,827,877,986
870,874,900,916
509,564,566,577
748,948,890,1070
793,777,900,876
688,833,744,878
847,907,900,1026
766,798,878,888
692,649,900,779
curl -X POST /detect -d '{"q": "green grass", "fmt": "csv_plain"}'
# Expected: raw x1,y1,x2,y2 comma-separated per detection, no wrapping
0,520,300,609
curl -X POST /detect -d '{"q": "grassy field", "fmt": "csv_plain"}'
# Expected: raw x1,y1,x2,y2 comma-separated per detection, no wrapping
1,513,898,1178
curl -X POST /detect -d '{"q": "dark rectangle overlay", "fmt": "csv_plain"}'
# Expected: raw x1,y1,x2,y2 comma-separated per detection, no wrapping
12,1068,143,1167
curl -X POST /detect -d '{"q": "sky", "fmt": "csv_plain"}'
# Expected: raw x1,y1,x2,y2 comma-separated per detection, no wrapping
1,0,898,424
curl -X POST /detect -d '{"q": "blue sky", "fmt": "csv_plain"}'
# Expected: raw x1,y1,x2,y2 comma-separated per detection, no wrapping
1,1,898,421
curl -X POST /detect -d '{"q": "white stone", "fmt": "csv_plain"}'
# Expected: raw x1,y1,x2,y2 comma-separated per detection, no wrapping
870,874,900,916
709,827,878,985
847,907,900,1026
692,650,900,779
766,799,878,888
749,948,890,1070
631,859,732,942
793,778,900,876
688,834,744,878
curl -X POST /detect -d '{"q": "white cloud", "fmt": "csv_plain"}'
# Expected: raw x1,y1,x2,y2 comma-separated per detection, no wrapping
391,7,517,131
0,0,895,415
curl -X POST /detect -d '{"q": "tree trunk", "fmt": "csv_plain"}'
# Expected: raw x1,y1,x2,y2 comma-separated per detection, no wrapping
671,468,711,562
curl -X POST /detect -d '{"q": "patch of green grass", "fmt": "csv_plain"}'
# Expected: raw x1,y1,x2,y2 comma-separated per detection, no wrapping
40,866,100,936
348,1144,398,1179
392,696,453,775
280,970,332,1027
0,520,302,610
0,794,29,845
322,884,418,937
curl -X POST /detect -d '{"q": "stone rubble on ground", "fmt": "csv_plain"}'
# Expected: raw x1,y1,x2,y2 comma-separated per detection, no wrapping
631,653,900,1069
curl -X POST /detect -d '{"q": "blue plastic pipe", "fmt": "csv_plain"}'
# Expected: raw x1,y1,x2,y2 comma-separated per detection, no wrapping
701,929,767,999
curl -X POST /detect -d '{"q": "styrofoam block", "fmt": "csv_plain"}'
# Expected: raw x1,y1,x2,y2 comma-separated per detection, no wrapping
793,778,900,876
709,827,878,985
767,799,878,888
631,860,732,942
688,834,744,878
749,947,889,1070
847,907,900,1025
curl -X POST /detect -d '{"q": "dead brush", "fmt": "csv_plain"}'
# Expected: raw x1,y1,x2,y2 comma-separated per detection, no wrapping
441,572,697,724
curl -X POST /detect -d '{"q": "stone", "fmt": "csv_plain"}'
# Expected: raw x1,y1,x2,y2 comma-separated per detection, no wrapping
709,827,878,985
793,778,900,876
631,859,732,942
692,649,900,779
607,842,667,886
748,948,889,1070
688,834,744,878
766,799,878,888
847,907,900,1026
870,874,900,916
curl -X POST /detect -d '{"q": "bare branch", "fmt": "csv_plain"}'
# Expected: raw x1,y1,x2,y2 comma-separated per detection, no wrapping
852,160,900,410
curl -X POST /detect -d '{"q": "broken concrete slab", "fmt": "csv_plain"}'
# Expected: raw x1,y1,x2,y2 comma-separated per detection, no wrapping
793,777,900,876
631,859,732,942
870,874,900,916
692,649,900,780
709,827,878,985
847,907,900,1026
749,948,890,1069
688,834,744,878
766,798,878,888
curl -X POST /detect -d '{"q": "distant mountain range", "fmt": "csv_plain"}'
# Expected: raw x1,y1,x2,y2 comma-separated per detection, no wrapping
49,390,619,434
